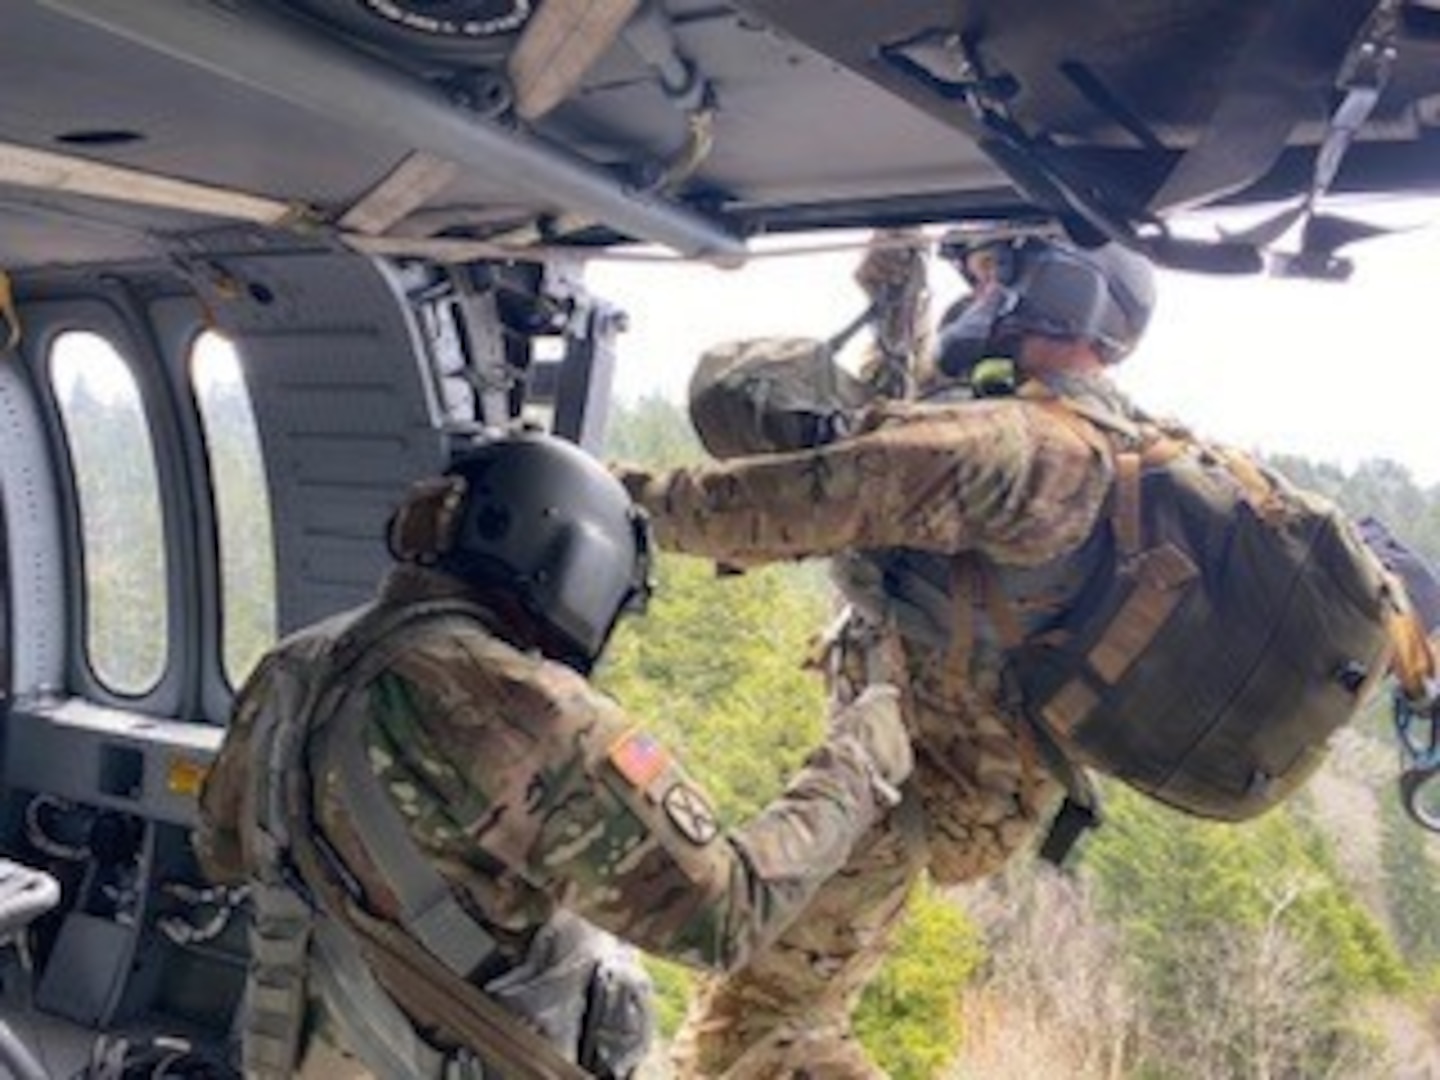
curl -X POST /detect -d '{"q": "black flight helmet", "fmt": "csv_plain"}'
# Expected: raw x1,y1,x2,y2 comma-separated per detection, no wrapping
393,432,653,672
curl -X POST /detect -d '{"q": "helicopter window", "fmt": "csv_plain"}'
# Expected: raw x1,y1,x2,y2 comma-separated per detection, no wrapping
191,331,277,688
49,331,169,696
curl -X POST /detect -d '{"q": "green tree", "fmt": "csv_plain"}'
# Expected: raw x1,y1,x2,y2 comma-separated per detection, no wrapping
1268,454,1440,562
1082,785,1404,1078
1379,785,1440,976
605,394,704,468
855,883,983,1080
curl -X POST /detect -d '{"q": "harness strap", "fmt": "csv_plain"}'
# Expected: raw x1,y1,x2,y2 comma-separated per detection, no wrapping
827,300,881,356
289,811,591,1080
310,599,505,979
319,665,499,979
1112,451,1143,559
947,557,980,678
975,560,1051,819
978,560,1024,654
323,720,500,977
309,919,455,1080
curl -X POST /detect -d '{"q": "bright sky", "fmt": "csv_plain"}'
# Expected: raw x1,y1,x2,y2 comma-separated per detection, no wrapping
588,207,1440,487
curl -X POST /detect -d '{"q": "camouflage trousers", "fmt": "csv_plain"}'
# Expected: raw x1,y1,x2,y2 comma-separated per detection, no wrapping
670,615,1057,1079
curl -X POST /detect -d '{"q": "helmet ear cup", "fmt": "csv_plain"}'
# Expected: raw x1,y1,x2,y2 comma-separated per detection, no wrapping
387,476,467,563
1002,241,1156,361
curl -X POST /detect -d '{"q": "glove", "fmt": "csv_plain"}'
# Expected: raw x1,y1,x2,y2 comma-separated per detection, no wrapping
832,684,913,805
610,462,655,505
854,230,926,299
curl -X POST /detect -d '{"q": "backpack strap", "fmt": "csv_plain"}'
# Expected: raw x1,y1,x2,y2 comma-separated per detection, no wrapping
1111,450,1143,559
310,599,505,979
1209,445,1283,517
1027,393,1147,559
1027,398,1206,703
969,392,1160,863
974,564,1046,820
937,550,1095,852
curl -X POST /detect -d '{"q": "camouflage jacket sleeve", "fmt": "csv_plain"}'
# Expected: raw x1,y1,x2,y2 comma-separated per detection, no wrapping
356,624,889,973
195,656,280,886
629,398,1113,568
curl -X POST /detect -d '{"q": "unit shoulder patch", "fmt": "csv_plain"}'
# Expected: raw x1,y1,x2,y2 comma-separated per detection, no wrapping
662,782,719,846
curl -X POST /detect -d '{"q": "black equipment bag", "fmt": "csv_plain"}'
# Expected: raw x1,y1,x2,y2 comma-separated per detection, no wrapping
1011,402,1414,821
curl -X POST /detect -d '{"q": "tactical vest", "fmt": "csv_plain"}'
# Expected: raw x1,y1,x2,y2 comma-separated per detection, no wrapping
237,598,650,1080
838,391,1430,823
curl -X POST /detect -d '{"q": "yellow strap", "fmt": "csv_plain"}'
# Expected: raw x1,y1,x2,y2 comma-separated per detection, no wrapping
0,270,18,350
1041,678,1100,737
1033,397,1116,457
1138,428,1186,467
509,0,642,121
0,139,301,226
1112,451,1143,559
1211,445,1279,514
979,558,1025,652
1388,609,1436,701
337,152,460,236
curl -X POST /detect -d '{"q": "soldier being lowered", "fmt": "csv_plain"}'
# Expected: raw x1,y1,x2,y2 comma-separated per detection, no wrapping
619,236,1429,1078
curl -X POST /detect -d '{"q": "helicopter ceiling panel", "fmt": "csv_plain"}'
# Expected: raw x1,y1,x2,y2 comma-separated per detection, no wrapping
2,0,1439,274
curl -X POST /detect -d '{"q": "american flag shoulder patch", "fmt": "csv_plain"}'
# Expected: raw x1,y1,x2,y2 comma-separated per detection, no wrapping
608,728,671,789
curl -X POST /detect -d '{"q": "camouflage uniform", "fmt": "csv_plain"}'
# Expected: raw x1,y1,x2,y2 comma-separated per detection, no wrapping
197,563,900,1076
623,375,1127,1078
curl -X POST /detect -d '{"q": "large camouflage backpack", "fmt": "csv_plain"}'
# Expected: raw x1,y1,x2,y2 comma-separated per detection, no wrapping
998,396,1429,822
